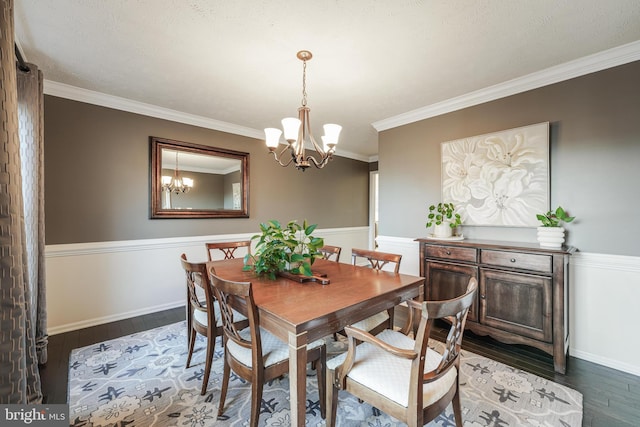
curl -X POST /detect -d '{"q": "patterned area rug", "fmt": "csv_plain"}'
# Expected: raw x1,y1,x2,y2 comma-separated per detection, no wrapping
68,321,582,426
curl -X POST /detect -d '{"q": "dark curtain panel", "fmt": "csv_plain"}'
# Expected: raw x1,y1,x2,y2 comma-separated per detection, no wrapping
0,0,46,404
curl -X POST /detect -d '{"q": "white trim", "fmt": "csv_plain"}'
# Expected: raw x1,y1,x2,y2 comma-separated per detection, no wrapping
372,40,640,131
48,301,185,335
569,348,640,377
570,251,640,272
43,80,370,163
45,232,256,257
45,226,369,257
44,81,264,139
369,170,378,250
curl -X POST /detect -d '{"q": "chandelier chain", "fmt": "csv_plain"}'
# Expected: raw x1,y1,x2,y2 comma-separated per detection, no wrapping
301,59,307,107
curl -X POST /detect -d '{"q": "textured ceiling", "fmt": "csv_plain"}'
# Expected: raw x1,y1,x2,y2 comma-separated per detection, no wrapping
14,0,640,160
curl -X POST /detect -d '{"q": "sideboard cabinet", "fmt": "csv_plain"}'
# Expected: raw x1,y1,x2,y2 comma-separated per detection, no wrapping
416,238,575,374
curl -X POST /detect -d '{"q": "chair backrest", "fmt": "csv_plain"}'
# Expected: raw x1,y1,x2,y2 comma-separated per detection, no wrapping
351,248,402,273
407,277,478,385
206,240,252,261
180,254,217,325
208,266,262,359
319,245,342,262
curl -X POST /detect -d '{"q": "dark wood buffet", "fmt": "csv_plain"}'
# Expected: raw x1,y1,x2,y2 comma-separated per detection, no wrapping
416,238,576,374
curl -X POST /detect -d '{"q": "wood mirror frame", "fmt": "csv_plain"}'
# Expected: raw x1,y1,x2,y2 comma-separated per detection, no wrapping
150,136,249,219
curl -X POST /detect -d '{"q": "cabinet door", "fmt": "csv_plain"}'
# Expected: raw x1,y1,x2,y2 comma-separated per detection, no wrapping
426,261,478,322
479,269,552,342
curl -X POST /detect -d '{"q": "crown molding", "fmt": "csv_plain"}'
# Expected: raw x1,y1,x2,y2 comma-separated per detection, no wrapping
43,80,370,163
373,40,640,131
44,80,265,139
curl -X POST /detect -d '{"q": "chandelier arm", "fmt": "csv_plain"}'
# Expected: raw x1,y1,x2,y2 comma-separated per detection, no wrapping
269,148,296,168
305,152,333,169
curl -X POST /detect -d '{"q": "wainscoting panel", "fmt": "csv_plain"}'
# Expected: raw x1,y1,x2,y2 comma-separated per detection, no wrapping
376,235,640,376
45,227,369,335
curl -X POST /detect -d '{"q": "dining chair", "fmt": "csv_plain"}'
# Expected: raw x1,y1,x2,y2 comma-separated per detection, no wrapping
326,277,478,427
180,254,248,395
318,244,342,262
205,240,251,261
209,267,327,427
349,248,402,335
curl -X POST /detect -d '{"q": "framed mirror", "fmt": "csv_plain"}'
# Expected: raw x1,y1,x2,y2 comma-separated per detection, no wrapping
150,136,249,219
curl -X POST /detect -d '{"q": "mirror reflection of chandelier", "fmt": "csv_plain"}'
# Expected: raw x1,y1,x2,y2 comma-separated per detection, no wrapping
162,151,193,194
264,50,342,171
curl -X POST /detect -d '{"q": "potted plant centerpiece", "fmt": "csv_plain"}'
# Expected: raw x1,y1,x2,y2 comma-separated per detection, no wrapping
426,202,462,238
243,219,324,279
535,206,575,248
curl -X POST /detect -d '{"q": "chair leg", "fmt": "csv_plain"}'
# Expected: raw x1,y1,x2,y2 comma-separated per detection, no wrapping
217,352,231,417
200,331,216,395
250,376,264,427
326,368,339,427
452,383,463,427
316,346,327,419
185,329,197,368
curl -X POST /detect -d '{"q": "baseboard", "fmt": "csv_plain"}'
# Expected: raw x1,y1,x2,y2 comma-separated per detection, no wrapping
569,348,640,377
47,300,185,336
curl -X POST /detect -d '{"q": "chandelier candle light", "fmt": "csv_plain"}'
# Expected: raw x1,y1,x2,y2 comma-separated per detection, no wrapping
264,50,341,171
161,151,193,194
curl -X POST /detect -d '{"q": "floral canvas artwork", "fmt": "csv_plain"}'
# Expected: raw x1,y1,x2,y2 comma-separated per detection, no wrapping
441,122,549,227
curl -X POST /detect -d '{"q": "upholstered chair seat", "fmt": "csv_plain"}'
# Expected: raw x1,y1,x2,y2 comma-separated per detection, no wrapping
228,327,325,368
327,329,457,407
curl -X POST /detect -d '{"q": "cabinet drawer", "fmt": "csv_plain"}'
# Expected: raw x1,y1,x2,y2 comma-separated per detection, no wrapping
425,245,477,263
480,250,551,273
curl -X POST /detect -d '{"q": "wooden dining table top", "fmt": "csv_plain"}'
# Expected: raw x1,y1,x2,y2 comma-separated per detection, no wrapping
208,257,425,344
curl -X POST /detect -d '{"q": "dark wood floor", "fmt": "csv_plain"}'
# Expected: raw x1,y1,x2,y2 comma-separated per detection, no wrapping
40,307,640,426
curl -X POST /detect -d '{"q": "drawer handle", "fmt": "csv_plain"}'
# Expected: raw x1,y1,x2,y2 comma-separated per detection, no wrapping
480,294,486,299
510,258,516,263
446,251,451,255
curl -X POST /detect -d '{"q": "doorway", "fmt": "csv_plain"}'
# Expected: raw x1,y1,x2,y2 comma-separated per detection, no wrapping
369,171,379,249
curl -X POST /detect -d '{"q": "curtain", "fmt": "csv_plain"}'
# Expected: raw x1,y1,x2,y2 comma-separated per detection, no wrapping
0,0,47,404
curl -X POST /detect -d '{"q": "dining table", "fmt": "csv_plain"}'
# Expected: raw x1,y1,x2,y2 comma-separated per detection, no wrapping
208,257,425,427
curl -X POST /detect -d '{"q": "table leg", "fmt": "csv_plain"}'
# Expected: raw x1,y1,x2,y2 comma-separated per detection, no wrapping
288,331,308,427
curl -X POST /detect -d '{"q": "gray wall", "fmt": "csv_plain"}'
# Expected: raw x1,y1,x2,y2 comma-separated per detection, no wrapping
44,96,369,244
379,60,640,257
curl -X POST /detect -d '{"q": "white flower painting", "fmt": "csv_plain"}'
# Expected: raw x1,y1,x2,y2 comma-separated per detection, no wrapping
441,122,549,227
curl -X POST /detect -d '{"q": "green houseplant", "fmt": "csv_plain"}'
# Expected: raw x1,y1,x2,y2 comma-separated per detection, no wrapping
243,219,324,279
536,206,575,227
426,202,462,237
535,206,575,248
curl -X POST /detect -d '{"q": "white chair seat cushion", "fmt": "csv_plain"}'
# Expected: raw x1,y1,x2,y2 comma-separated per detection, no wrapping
193,301,246,328
227,327,325,368
327,329,457,408
350,311,390,333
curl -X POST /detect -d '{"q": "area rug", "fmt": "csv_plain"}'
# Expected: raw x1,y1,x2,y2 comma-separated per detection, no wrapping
68,321,582,426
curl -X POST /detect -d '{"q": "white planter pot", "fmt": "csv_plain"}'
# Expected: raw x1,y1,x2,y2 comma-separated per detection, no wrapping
536,226,565,248
434,222,453,238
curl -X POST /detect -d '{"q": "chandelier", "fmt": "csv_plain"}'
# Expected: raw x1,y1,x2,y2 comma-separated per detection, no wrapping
264,50,342,171
161,151,193,194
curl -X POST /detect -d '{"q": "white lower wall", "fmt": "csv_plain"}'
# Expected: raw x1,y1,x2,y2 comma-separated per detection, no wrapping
376,235,640,377
47,229,640,377
45,226,369,335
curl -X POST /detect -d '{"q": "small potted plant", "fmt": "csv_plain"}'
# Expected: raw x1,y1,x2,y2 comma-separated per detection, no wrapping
535,206,575,248
426,202,462,238
243,219,324,279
